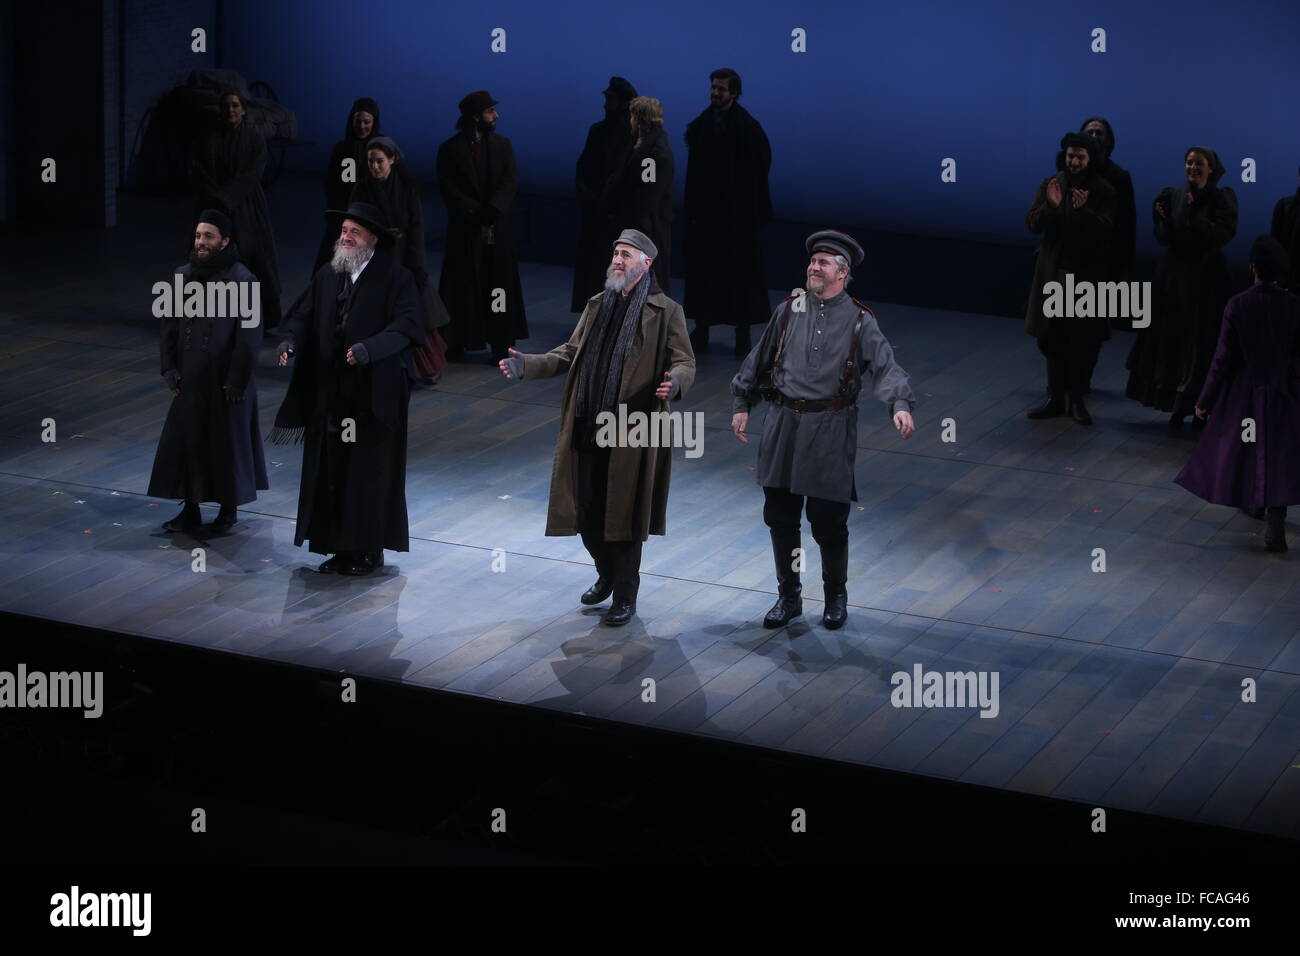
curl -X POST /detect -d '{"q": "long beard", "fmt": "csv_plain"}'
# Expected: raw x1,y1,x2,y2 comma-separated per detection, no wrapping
331,241,372,274
605,262,645,293
188,242,235,278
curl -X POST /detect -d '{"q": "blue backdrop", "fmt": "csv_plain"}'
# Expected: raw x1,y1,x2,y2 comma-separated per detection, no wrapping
222,0,1300,260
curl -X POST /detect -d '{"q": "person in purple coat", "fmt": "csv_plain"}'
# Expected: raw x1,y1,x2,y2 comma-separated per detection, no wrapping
1174,237,1300,552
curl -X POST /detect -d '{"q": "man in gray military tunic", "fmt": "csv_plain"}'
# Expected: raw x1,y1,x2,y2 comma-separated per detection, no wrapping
731,230,915,630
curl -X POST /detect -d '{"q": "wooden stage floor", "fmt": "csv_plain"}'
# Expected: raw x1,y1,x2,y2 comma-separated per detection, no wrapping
2,187,1299,844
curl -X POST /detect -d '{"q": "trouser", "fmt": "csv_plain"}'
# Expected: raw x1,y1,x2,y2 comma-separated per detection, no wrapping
762,486,850,596
1037,324,1102,400
576,445,642,602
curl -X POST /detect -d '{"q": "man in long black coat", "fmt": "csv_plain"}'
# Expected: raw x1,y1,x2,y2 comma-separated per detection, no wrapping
149,209,268,533
271,202,423,576
1080,116,1136,391
436,90,527,362
684,69,772,356
1270,165,1300,292
193,90,282,330
571,76,637,312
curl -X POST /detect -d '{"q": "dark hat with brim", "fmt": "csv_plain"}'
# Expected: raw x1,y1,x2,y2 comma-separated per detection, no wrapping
806,229,864,269
458,90,499,116
604,76,638,102
324,201,393,248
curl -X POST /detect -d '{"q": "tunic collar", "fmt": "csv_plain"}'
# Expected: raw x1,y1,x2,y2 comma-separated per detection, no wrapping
812,290,849,308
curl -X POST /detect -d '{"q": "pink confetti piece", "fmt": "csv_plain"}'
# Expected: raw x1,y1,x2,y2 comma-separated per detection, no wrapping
1064,466,1075,471
83,530,93,535
260,558,271,563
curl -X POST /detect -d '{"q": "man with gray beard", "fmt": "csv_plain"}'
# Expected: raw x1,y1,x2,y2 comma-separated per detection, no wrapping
499,228,695,626
271,202,423,576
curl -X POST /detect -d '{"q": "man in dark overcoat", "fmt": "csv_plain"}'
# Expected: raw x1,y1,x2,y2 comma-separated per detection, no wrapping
1270,166,1300,292
684,68,773,356
436,90,527,362
499,229,696,626
732,231,915,631
271,202,423,576
571,76,638,312
149,209,268,532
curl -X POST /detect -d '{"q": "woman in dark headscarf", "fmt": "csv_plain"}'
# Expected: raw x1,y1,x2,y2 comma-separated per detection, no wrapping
193,89,283,329
351,135,450,384
1126,146,1238,427
313,97,381,272
1174,236,1300,551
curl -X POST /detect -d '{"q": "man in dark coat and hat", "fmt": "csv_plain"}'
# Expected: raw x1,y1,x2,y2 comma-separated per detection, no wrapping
602,97,674,298
1126,147,1238,427
498,228,696,626
149,209,268,533
1023,131,1117,425
1269,165,1300,292
731,230,915,631
1080,115,1137,391
1175,236,1300,552
313,96,381,273
571,76,638,312
684,68,773,356
436,90,527,362
272,202,423,576
193,90,282,330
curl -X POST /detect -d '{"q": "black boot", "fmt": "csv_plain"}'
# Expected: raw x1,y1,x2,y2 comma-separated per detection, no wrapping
1067,393,1093,426
211,505,238,533
1027,391,1066,419
163,501,201,532
820,539,849,629
1028,351,1066,419
763,530,803,629
1264,507,1288,552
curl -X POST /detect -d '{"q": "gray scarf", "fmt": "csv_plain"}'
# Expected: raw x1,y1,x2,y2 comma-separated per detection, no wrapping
575,270,654,423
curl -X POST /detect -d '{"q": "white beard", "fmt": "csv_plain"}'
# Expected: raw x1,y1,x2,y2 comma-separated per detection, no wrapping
605,261,646,293
331,241,372,274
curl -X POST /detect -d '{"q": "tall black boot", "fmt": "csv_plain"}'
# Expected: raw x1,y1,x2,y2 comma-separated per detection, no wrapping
1264,506,1288,553
1027,352,1066,419
163,500,201,532
764,530,803,628
820,539,849,629
1067,392,1093,425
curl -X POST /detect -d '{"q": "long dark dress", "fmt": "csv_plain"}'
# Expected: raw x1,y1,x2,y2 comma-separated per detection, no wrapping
1174,282,1300,508
436,129,527,354
571,112,632,311
314,98,381,272
272,250,423,555
350,163,449,378
683,102,772,329
603,124,674,296
193,118,282,329
1126,183,1238,416
148,254,269,506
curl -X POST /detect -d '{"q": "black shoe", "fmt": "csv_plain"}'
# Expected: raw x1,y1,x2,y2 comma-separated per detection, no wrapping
581,577,613,605
210,509,238,533
764,593,803,629
163,503,201,532
604,599,636,626
1027,395,1066,419
339,551,384,576
822,590,848,630
316,553,348,574
1068,395,1093,426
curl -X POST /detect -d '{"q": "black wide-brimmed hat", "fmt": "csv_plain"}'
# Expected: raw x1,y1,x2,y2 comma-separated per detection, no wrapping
324,201,393,247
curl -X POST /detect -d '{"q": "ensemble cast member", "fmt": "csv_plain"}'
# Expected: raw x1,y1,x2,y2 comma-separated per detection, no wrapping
731,231,915,631
437,90,527,362
1270,166,1300,291
602,97,674,297
498,229,695,626
193,90,282,330
314,96,381,273
1080,115,1137,391
1024,132,1116,425
571,76,638,312
684,68,773,356
271,202,423,576
1126,147,1238,428
149,209,268,532
351,134,450,385
1175,236,1300,552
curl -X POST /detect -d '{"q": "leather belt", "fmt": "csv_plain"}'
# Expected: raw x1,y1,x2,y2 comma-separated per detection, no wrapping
772,391,855,413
